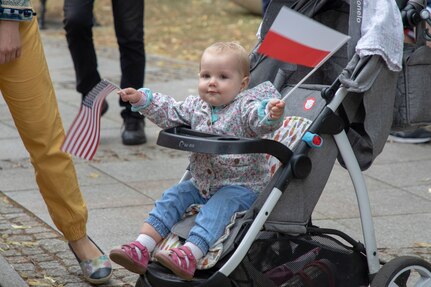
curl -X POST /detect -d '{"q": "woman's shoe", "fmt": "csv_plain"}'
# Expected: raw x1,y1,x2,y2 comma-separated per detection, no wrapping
68,236,113,285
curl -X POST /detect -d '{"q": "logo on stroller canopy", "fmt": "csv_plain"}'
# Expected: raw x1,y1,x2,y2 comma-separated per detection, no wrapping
356,0,363,23
303,97,316,111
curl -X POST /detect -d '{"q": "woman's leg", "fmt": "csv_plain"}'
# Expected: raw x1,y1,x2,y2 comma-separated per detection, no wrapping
0,17,112,284
0,18,88,243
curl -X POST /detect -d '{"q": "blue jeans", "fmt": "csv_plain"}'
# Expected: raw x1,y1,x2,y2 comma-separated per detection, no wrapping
146,180,258,254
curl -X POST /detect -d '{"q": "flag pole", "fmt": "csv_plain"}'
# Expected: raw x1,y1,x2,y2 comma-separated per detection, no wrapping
263,37,349,122
280,37,349,103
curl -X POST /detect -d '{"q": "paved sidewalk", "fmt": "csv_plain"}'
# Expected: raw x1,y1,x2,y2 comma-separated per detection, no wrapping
1,32,431,286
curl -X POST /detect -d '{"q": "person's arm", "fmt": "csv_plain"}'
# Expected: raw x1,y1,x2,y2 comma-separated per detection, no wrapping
0,20,21,64
0,0,35,64
119,87,197,129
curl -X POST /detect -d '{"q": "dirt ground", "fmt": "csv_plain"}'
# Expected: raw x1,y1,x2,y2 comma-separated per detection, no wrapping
35,0,263,62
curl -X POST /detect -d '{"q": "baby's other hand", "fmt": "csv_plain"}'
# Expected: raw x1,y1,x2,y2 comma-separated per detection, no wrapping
268,99,285,120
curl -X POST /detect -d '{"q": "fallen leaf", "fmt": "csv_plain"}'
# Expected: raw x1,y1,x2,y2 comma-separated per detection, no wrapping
6,240,38,247
414,242,431,247
11,224,31,229
22,241,38,247
88,172,100,179
43,275,56,283
27,279,51,286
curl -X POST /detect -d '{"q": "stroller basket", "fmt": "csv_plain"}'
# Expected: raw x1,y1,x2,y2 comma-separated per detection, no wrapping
232,229,369,287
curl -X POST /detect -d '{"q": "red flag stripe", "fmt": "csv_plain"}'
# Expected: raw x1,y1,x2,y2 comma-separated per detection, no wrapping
88,93,107,158
78,89,109,159
61,80,119,160
75,108,94,158
258,30,330,67
70,108,91,156
62,106,87,153
82,96,104,159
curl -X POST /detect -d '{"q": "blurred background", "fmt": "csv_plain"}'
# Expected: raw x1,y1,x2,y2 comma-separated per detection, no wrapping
34,0,263,62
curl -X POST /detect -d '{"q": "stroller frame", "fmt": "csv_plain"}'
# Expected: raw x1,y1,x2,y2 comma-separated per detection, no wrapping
217,85,380,280
141,81,379,287
138,81,431,287
136,1,431,286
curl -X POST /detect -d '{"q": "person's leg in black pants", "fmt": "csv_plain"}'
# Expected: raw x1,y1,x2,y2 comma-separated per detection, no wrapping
63,0,101,97
63,0,146,145
112,0,146,145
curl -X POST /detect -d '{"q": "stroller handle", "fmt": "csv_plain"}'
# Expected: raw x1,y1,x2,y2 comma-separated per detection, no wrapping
157,126,292,164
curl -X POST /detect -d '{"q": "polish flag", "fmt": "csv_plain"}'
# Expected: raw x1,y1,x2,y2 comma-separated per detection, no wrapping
258,7,350,67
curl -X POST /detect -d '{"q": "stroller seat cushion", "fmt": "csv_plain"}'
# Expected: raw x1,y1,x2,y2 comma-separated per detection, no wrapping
265,116,312,175
151,204,246,270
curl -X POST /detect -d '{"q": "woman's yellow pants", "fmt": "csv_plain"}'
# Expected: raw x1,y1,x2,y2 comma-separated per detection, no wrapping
0,18,88,241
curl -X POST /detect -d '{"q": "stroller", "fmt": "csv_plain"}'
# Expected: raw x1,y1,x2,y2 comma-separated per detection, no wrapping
136,0,431,286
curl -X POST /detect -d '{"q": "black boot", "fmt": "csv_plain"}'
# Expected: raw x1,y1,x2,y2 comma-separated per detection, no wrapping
101,99,109,116
121,117,147,145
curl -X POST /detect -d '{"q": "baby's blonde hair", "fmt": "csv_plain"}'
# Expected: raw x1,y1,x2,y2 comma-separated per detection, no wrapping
202,41,250,77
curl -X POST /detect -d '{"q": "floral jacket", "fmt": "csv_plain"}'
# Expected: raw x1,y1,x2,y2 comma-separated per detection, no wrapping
133,81,283,198
0,0,34,21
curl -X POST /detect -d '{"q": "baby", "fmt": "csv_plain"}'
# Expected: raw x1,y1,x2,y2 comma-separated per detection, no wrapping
110,41,285,280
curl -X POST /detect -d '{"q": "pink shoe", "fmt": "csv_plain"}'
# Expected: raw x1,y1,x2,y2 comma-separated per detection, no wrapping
155,246,197,281
109,241,149,274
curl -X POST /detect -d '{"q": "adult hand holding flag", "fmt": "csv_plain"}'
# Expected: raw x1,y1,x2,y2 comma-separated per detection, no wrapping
61,79,120,160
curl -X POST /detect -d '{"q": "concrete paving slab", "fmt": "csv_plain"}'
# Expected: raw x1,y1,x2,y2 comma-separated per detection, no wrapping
365,160,431,188
0,121,20,138
93,158,189,182
128,179,180,201
85,205,155,254
0,254,28,287
0,139,28,160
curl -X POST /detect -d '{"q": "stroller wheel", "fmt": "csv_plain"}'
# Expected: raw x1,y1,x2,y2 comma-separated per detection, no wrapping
371,256,431,287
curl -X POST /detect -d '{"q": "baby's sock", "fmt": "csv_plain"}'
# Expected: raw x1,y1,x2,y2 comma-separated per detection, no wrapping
136,234,157,252
184,242,204,261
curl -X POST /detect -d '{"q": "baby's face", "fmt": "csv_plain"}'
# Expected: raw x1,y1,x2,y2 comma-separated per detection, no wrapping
198,51,247,107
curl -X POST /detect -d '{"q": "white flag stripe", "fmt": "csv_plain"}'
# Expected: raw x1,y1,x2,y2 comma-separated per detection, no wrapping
70,108,90,155
83,92,108,159
63,107,87,153
81,96,103,158
61,80,120,160
271,7,349,52
76,109,94,158
75,85,114,159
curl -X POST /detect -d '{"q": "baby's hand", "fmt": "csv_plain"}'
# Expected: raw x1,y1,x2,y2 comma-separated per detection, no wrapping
117,88,141,105
267,99,285,120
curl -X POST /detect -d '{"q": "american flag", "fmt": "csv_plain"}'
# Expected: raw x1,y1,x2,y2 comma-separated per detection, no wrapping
61,79,119,160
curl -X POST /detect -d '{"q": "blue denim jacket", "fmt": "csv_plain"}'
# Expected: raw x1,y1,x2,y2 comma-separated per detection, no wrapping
0,0,34,21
